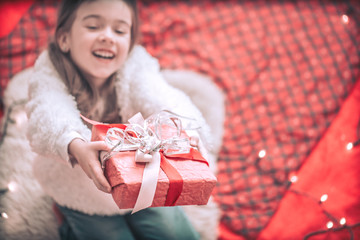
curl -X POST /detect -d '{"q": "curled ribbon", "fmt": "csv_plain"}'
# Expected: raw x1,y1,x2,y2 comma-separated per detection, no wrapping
101,110,199,213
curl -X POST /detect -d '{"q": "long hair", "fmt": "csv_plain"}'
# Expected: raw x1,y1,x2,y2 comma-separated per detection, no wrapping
48,0,139,122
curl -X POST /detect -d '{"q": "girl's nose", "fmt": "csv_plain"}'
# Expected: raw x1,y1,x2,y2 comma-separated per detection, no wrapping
99,27,114,44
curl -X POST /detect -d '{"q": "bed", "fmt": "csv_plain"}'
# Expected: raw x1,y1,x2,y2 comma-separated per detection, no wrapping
0,0,359,239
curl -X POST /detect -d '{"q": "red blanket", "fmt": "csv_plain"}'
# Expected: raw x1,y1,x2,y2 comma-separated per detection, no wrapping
1,0,359,239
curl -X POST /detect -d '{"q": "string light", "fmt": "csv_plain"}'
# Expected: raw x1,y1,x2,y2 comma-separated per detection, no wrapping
342,14,349,24
296,136,359,240
346,142,353,150
0,102,26,223
1,212,8,219
326,221,334,229
0,99,27,146
320,194,328,203
258,149,266,158
7,181,17,192
290,175,298,183
0,182,17,221
0,100,32,225
14,110,28,129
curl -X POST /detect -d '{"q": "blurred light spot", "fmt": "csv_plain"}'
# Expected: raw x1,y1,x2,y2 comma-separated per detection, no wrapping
8,181,17,192
258,150,266,158
320,194,328,203
290,175,298,183
326,221,333,229
346,142,353,150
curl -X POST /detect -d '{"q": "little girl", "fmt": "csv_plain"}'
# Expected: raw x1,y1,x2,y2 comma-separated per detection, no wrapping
26,0,211,239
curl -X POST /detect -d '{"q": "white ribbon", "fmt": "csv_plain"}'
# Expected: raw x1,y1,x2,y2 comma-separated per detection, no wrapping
101,111,199,213
132,151,160,213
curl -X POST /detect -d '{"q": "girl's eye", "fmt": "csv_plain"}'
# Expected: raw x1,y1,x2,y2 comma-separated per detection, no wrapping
87,25,98,30
115,29,125,34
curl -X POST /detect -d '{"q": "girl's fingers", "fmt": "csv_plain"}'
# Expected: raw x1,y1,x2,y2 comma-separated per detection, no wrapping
93,177,112,193
72,140,112,193
90,141,111,152
90,163,112,193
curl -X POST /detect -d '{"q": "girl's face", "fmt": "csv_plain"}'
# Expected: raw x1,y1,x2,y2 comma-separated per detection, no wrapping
58,0,132,87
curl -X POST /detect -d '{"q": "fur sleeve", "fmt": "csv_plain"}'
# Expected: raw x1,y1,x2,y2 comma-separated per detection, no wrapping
25,51,91,164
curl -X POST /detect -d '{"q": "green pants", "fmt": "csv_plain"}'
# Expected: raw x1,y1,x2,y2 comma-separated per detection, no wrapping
58,205,200,240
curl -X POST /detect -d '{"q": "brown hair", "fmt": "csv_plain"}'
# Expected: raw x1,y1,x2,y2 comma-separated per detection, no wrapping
48,0,139,123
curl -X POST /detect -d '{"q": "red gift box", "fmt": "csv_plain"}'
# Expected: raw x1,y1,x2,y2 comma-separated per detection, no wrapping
84,112,217,212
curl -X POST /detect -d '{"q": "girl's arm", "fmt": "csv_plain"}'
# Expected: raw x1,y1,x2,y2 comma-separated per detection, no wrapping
26,50,111,193
26,50,91,165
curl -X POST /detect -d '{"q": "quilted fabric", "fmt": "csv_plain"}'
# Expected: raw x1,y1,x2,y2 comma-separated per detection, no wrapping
1,0,359,239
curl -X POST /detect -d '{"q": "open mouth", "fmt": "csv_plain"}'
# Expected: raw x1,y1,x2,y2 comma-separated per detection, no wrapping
93,50,115,60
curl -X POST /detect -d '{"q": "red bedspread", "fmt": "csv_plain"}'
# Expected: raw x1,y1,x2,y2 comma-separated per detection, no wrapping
1,0,359,239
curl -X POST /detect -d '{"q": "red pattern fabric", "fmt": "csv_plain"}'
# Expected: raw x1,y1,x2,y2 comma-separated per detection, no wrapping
0,1,33,38
258,76,360,239
0,0,58,96
0,0,360,239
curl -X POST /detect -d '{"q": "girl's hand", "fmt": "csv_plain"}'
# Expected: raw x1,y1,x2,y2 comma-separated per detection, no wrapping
68,138,112,193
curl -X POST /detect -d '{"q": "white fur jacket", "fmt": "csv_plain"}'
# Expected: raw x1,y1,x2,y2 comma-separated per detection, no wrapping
26,45,212,215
